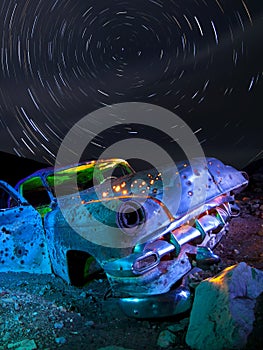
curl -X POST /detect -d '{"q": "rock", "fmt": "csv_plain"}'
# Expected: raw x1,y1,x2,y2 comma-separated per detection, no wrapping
7,339,37,350
156,317,189,348
167,317,189,333
257,225,263,236
157,329,177,348
55,337,67,344
80,291,87,298
2,331,11,342
85,320,95,327
54,321,64,329
245,292,263,349
186,262,263,350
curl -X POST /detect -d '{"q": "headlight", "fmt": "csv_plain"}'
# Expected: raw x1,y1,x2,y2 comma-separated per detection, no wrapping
117,200,146,234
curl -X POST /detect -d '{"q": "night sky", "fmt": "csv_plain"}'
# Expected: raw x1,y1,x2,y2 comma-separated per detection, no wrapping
0,0,262,175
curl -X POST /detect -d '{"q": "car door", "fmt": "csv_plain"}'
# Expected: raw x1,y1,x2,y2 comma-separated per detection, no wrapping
0,180,51,273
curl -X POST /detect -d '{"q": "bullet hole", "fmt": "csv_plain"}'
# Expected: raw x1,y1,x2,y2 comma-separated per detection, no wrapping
11,256,15,260
19,207,23,211
1,260,4,264
186,181,192,186
1,227,10,234
20,260,25,264
14,246,25,258
4,253,8,257
2,240,6,243
39,243,44,248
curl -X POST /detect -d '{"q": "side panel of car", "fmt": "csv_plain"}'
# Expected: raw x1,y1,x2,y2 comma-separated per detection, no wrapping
0,181,52,274
42,191,174,287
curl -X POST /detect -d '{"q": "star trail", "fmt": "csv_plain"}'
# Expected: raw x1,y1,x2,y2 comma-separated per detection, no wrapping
0,0,262,167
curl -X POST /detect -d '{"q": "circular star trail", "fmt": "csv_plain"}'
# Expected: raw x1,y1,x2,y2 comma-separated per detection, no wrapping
0,0,262,166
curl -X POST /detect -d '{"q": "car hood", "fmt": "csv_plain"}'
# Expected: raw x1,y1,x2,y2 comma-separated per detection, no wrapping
85,157,248,217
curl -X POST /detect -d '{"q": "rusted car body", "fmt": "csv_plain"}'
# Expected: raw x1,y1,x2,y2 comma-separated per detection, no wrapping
0,157,248,318
0,181,51,274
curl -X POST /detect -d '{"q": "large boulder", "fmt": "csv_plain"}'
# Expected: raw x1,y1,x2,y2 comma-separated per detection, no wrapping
186,262,263,350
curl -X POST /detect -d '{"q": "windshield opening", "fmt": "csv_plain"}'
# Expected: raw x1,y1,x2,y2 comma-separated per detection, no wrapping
47,160,133,197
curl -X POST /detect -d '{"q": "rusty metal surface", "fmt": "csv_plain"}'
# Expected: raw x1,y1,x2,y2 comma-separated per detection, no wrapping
0,181,51,274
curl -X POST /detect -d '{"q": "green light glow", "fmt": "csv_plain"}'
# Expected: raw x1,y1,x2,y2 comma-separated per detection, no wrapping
18,159,134,217
20,176,43,192
48,160,133,196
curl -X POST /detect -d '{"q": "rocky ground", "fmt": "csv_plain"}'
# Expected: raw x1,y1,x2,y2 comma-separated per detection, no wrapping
0,161,262,350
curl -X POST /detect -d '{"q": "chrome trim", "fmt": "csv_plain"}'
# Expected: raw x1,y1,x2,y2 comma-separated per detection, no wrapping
119,285,192,319
137,195,234,245
195,214,223,235
103,253,143,277
171,225,202,255
132,251,159,275
216,205,230,223
143,240,175,257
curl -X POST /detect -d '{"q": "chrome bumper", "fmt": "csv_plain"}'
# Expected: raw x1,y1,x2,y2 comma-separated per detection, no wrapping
119,284,192,319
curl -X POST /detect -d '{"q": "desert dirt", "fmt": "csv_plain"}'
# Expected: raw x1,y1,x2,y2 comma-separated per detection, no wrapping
0,167,262,350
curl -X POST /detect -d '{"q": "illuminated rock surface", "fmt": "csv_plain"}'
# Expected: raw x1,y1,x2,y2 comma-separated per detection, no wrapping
186,262,263,350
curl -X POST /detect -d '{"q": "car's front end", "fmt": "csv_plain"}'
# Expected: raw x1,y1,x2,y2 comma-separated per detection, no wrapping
44,157,248,318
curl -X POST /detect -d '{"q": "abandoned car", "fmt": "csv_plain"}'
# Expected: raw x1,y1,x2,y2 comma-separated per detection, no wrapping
0,157,248,318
